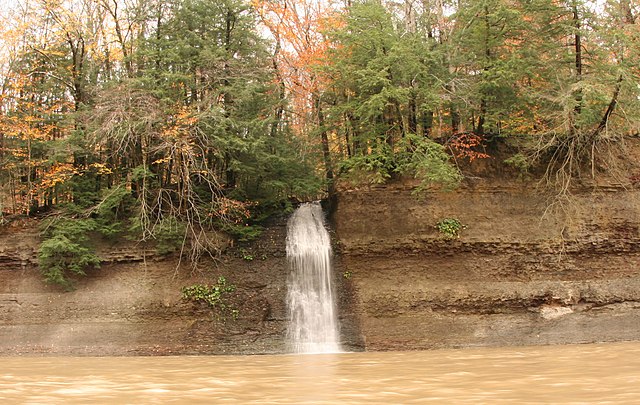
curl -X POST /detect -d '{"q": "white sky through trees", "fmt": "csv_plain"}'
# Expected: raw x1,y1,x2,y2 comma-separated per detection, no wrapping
0,0,18,15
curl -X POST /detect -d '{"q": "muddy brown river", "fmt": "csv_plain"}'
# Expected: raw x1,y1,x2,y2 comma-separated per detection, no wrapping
2,342,639,404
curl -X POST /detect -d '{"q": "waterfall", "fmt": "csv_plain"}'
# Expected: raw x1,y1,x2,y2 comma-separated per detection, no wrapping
286,202,341,354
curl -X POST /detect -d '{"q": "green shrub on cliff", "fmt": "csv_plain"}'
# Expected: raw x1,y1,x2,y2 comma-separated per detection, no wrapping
396,135,463,193
38,217,102,289
436,218,465,240
182,277,239,320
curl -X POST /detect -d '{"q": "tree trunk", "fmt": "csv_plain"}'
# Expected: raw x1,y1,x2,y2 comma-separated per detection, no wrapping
592,0,635,138
476,4,490,136
314,93,334,194
422,110,433,136
102,0,133,77
572,2,583,117
451,107,460,135
270,36,286,139
408,95,418,135
476,99,486,136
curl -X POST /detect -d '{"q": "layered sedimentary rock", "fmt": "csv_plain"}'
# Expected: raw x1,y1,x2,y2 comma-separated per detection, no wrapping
0,222,290,355
1,170,640,355
332,178,640,350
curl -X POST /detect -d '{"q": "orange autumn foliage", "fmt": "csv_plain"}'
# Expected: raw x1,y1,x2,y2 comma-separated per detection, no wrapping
253,0,344,135
447,133,490,162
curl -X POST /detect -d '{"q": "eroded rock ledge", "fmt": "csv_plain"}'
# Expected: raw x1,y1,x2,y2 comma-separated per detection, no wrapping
332,179,640,350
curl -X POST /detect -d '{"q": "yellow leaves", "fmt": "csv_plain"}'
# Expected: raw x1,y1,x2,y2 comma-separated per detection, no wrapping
214,198,252,223
89,162,112,175
0,111,69,141
0,64,73,141
253,0,345,145
7,149,28,159
38,163,113,191
501,107,547,135
39,163,78,190
160,106,199,139
0,117,41,140
176,108,199,127
152,157,171,165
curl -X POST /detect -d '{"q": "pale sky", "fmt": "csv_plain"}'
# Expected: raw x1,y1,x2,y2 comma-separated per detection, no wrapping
0,0,19,71
0,0,19,14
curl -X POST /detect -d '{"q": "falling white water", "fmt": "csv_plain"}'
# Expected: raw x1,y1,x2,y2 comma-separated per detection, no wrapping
286,202,341,354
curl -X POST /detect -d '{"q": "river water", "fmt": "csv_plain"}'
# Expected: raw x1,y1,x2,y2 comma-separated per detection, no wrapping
2,342,639,404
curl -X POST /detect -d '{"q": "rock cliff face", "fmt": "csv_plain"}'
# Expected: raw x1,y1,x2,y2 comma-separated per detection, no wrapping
332,177,640,351
0,220,291,355
1,172,640,355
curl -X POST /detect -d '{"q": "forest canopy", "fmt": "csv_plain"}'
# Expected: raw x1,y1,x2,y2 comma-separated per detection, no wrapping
0,0,639,283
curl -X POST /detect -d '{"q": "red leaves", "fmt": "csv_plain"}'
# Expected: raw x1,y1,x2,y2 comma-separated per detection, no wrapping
447,133,490,162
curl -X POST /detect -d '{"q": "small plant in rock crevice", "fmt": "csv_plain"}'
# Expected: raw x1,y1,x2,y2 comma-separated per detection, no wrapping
181,277,239,320
436,218,466,240
239,248,254,261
